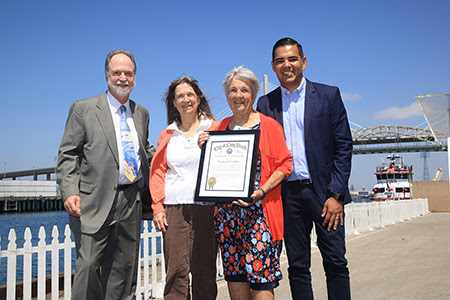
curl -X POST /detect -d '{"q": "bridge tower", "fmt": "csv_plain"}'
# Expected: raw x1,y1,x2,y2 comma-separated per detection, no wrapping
416,92,450,192
420,152,430,181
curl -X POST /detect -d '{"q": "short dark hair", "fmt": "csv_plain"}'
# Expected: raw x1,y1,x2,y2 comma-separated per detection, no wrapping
104,49,137,75
272,37,304,61
165,76,214,126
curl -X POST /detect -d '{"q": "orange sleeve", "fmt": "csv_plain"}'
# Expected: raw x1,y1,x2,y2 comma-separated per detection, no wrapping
260,113,292,179
149,129,172,215
258,113,292,241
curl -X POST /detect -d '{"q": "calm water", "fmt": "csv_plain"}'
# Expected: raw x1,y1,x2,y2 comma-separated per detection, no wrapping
0,211,160,285
352,198,372,203
0,211,72,285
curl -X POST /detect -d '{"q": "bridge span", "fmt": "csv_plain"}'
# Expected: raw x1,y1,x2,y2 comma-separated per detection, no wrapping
1,167,55,180
352,125,447,154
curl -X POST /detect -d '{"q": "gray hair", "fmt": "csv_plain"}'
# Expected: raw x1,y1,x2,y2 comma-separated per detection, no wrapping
104,49,137,75
222,66,260,97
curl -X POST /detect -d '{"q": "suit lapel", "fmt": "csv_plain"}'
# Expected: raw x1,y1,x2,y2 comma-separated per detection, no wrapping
129,100,149,172
272,87,284,127
95,94,119,165
304,79,315,138
129,100,144,146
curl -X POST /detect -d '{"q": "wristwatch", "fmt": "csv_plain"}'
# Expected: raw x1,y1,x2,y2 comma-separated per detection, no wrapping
330,191,342,201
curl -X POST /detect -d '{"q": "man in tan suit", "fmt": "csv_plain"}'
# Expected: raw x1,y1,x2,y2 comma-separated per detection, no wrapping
57,50,154,300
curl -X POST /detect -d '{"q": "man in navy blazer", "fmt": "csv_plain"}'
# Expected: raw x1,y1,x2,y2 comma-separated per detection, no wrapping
257,38,352,299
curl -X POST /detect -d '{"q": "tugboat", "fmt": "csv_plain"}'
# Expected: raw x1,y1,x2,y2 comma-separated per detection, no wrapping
372,154,413,201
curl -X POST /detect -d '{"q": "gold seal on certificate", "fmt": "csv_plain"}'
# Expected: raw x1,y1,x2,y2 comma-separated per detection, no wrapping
208,177,217,189
195,130,260,202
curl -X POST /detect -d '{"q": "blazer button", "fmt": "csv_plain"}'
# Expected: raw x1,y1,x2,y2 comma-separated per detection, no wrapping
114,186,117,191
116,165,119,169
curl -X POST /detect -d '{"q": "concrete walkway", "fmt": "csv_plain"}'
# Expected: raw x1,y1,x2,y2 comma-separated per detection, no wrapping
216,213,450,299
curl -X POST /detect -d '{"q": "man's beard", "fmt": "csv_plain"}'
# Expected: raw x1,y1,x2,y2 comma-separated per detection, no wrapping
108,78,135,97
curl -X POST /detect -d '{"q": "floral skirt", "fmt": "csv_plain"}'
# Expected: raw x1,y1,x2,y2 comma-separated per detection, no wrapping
214,200,282,285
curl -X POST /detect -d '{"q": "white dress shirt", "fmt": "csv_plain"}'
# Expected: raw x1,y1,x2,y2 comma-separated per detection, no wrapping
281,78,310,181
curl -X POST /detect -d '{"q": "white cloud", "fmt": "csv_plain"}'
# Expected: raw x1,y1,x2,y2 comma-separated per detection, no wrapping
341,93,362,101
373,102,422,120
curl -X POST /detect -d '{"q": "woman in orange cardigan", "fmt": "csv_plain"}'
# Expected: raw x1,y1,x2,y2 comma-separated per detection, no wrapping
150,76,218,299
199,66,292,300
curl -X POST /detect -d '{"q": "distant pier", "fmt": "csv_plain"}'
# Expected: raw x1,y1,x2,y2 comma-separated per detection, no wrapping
0,196,63,212
0,168,63,212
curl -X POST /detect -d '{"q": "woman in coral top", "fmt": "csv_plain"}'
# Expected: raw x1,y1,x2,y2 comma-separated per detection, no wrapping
199,66,292,300
150,76,218,299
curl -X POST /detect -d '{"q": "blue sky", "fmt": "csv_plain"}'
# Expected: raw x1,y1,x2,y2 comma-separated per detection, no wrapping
1,0,449,190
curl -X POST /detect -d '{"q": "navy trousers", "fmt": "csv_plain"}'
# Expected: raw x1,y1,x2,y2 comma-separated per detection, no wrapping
283,181,350,300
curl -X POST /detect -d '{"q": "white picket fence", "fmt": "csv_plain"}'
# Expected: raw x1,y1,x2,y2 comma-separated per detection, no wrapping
1,198,429,300
0,221,167,300
309,198,429,248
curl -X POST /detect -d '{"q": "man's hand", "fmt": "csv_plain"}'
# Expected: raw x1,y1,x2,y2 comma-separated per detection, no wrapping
321,197,344,231
64,195,81,217
153,211,168,233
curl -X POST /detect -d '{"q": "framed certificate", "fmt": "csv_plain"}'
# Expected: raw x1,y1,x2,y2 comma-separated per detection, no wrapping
194,130,260,202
